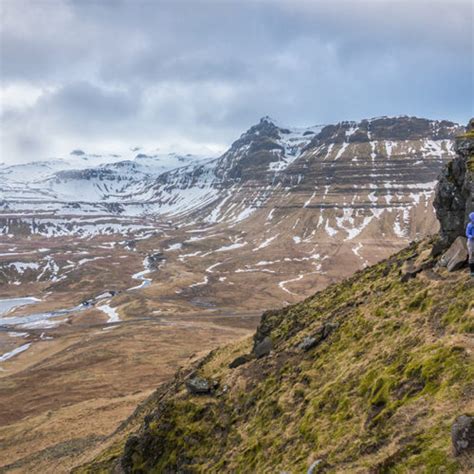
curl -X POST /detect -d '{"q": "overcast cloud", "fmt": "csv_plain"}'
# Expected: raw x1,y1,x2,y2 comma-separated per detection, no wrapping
0,0,472,164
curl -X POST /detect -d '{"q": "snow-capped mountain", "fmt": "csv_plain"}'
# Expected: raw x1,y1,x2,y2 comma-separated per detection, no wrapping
0,151,209,201
0,116,462,239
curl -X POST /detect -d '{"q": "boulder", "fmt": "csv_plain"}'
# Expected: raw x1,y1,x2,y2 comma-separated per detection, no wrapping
185,377,211,395
297,323,338,352
298,336,319,352
322,322,338,338
452,414,474,455
229,354,252,369
253,336,272,358
438,236,468,271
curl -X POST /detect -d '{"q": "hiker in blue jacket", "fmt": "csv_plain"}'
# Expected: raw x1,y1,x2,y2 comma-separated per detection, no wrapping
467,212,474,276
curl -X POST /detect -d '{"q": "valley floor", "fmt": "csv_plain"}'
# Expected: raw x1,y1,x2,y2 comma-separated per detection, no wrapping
0,312,258,473
0,221,410,472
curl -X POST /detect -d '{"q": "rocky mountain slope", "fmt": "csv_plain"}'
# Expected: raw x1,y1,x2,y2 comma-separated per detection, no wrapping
78,123,474,473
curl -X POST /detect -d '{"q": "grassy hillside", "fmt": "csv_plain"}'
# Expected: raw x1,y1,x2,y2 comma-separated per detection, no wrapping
79,238,474,473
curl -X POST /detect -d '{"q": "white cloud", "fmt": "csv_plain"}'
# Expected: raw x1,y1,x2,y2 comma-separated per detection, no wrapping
0,0,471,164
0,83,50,112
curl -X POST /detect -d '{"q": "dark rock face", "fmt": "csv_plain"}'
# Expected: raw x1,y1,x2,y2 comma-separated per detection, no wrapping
253,308,284,348
451,414,474,455
229,354,252,369
121,435,141,472
253,336,272,358
434,157,468,247
434,119,474,249
215,117,285,181
185,377,211,395
368,117,459,141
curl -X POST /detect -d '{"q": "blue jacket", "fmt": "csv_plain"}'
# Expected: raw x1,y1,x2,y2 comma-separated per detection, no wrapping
467,212,474,240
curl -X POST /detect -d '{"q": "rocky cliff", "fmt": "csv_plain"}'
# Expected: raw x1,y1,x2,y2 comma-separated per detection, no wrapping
77,122,474,473
434,118,474,250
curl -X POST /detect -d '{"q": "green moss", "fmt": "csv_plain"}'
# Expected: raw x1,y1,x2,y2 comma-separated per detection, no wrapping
404,448,458,472
404,345,468,397
73,439,125,473
407,289,431,312
391,427,460,473
370,376,394,407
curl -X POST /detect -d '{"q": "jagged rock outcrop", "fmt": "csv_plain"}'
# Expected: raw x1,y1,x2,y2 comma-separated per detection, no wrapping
185,377,212,395
434,119,474,250
228,354,252,368
253,336,272,358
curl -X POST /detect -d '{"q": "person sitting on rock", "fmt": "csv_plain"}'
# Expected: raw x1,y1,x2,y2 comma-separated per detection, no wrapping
467,212,474,276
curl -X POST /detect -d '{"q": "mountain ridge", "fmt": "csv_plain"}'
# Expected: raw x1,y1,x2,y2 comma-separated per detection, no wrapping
0,115,460,207
0,116,461,246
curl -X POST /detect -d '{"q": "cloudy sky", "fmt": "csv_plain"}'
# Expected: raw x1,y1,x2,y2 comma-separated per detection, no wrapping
1,0,472,164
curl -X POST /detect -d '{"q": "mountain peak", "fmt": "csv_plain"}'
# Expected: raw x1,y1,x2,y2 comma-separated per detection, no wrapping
259,115,278,126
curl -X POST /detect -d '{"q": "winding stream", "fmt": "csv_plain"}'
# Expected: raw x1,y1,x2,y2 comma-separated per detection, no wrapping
0,297,41,317
0,258,156,362
128,269,152,290
0,305,84,329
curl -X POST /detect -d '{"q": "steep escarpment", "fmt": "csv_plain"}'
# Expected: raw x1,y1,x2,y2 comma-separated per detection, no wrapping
78,123,474,473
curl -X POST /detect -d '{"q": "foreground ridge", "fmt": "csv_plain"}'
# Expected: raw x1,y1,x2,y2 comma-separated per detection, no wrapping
78,239,474,473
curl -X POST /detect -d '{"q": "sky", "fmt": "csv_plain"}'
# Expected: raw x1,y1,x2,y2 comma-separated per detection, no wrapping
0,0,472,165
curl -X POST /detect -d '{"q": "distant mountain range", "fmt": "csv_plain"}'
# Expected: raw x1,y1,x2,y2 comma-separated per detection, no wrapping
0,116,461,240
